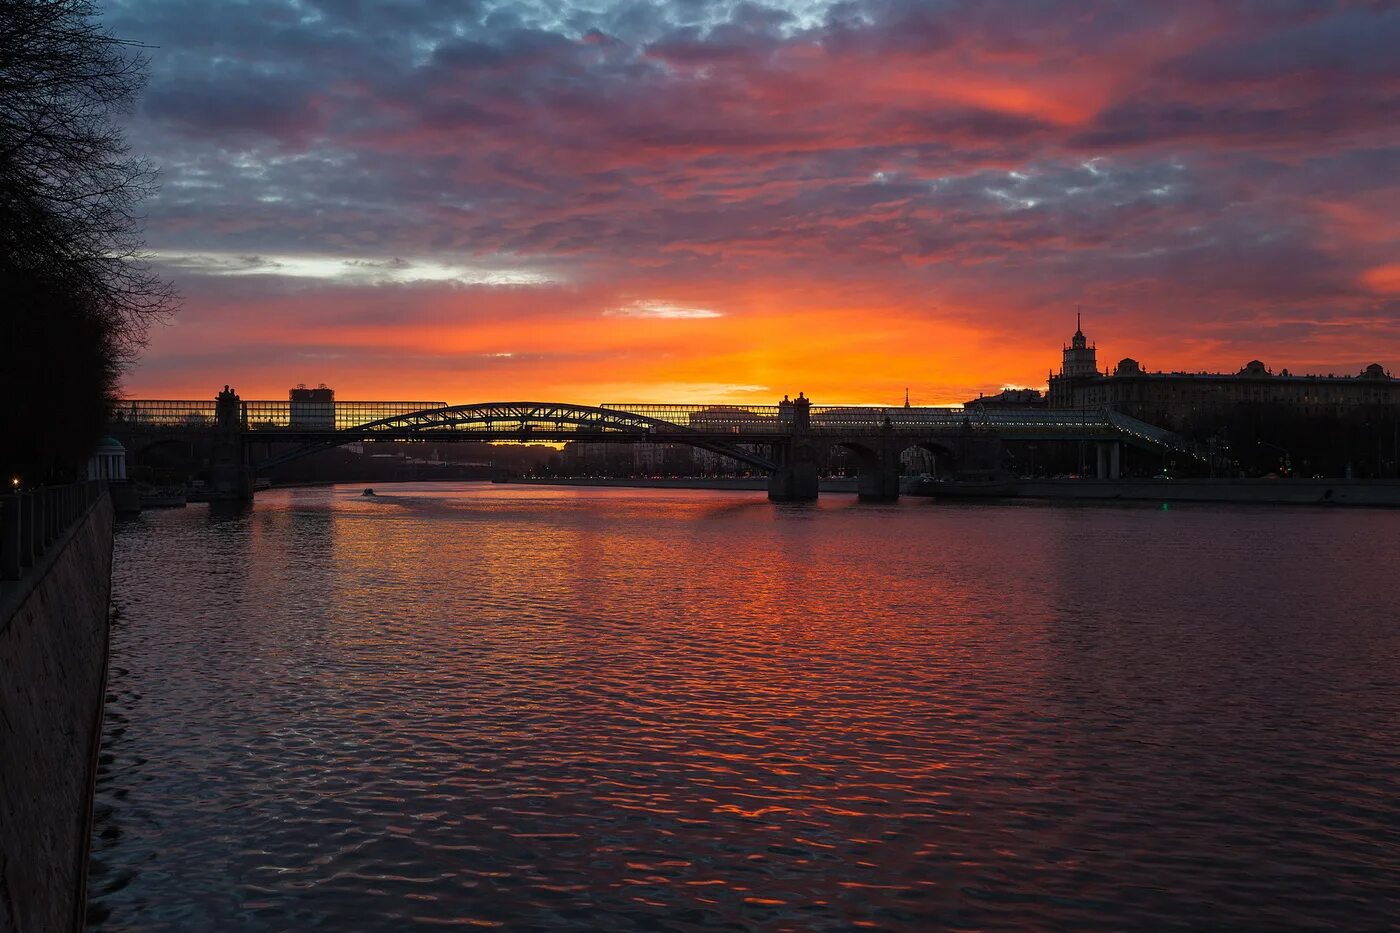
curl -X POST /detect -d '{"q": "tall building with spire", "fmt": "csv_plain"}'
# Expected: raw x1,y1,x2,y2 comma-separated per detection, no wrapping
1048,314,1101,407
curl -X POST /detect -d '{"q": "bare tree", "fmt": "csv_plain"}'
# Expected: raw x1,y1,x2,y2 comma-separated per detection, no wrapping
0,0,175,479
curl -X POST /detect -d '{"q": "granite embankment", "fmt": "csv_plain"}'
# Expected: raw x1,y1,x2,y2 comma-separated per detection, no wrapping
0,489,114,933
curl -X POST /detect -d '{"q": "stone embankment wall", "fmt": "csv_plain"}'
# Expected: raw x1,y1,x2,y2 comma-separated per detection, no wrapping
0,495,114,933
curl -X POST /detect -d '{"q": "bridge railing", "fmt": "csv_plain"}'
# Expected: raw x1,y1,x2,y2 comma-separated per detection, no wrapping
0,481,106,582
604,403,1116,435
112,400,448,432
602,404,784,431
810,406,1113,432
1104,410,1223,464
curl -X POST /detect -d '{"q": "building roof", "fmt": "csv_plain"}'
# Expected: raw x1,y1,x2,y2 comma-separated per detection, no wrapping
1100,363,1394,383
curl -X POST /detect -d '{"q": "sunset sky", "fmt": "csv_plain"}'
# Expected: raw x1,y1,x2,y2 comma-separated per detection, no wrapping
108,0,1399,405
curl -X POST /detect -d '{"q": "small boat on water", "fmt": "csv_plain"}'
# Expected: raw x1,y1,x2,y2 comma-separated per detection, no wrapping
362,488,377,496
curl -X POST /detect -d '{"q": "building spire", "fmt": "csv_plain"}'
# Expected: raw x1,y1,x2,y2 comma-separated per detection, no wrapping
904,387,910,408
1076,305,1082,336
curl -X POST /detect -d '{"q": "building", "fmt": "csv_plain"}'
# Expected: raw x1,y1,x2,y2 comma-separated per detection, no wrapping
964,388,1046,410
1075,358,1400,422
87,437,127,482
1047,321,1400,419
289,384,335,430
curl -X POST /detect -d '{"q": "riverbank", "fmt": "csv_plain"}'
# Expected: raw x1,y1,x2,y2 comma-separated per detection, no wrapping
911,477,1400,506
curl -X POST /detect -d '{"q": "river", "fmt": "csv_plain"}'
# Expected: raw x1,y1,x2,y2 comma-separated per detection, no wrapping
89,483,1400,929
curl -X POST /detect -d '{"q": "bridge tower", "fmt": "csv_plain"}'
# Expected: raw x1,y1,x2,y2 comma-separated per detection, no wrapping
768,393,818,501
208,385,253,501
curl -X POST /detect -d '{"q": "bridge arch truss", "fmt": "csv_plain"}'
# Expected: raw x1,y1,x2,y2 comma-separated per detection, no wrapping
252,402,780,472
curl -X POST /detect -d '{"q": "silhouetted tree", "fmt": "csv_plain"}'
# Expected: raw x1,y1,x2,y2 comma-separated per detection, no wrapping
0,0,174,481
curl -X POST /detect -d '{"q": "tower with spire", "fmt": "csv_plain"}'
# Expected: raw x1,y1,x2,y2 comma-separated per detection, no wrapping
1061,311,1098,379
1048,311,1100,408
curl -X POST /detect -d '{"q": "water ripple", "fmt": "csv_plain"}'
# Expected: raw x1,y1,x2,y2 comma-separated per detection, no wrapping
89,485,1400,930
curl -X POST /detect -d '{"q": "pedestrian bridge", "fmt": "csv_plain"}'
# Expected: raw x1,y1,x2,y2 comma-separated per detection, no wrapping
110,390,1214,501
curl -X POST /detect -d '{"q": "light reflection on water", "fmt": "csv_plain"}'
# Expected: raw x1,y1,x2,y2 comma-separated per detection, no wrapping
90,484,1400,929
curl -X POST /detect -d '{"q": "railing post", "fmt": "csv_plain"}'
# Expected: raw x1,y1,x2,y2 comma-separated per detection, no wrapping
21,491,36,565
37,487,52,549
0,495,20,580
31,490,44,554
34,488,45,549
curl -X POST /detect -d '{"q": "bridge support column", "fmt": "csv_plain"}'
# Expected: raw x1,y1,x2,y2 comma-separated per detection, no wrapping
857,459,901,501
857,433,902,501
1095,442,1122,480
208,447,253,501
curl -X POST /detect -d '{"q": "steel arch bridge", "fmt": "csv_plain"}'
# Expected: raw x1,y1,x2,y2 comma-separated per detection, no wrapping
250,401,782,472
111,389,1224,501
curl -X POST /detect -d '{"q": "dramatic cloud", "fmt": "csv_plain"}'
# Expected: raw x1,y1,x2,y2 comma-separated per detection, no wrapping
152,251,557,286
105,0,1400,403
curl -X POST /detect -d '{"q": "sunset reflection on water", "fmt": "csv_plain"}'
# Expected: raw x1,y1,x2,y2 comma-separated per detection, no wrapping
90,485,1400,930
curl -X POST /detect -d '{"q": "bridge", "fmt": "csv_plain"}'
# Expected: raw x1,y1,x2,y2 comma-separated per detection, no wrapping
109,388,1215,501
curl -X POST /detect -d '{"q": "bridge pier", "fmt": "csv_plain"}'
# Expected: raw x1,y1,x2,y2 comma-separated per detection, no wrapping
767,460,818,501
768,394,818,501
208,446,253,501
857,459,901,500
1095,441,1122,479
767,439,819,501
209,386,254,501
855,432,903,501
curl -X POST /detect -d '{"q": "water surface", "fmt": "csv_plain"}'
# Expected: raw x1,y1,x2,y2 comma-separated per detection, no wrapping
90,484,1400,929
